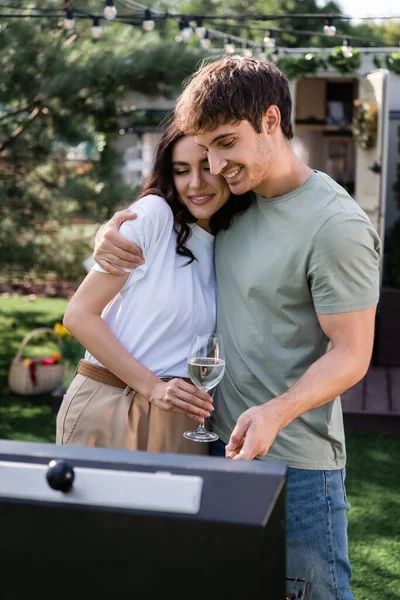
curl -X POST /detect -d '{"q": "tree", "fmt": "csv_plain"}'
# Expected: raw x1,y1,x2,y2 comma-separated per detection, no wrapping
1,1,395,281
0,3,204,280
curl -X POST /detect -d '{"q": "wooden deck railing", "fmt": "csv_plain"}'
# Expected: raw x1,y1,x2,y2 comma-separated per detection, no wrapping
342,366,400,434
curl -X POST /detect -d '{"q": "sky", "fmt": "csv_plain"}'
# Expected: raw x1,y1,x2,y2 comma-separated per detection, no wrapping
318,0,399,19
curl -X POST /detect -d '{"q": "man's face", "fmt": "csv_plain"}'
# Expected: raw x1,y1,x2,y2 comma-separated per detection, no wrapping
194,119,273,196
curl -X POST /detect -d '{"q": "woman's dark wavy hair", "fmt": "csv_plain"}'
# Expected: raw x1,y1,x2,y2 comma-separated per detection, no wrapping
137,121,254,264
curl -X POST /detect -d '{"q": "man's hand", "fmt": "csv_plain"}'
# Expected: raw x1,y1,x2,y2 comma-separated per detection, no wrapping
150,379,214,423
225,400,284,460
94,209,144,275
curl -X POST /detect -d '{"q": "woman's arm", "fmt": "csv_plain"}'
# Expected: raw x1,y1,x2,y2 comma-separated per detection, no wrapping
94,210,144,274
64,271,214,422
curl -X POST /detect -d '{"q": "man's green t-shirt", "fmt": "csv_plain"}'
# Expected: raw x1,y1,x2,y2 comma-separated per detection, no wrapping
212,171,381,469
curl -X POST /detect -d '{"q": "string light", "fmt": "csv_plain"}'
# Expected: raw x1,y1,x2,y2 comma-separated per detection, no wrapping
243,42,253,57
225,37,235,54
91,16,102,40
202,20,391,48
342,37,353,57
271,48,280,63
195,18,207,39
324,19,336,36
143,8,155,32
63,7,75,31
103,0,117,21
200,30,211,49
0,6,397,57
179,17,193,42
263,30,276,49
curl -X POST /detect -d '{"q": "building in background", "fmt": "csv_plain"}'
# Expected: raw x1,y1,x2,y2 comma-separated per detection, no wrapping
113,91,175,189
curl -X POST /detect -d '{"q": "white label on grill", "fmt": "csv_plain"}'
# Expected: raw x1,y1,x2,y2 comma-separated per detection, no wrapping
0,461,203,514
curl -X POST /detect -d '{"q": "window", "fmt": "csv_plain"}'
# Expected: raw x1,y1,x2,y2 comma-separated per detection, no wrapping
123,142,144,186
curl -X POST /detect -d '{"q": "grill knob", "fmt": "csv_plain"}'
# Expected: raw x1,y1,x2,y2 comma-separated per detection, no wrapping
46,459,75,493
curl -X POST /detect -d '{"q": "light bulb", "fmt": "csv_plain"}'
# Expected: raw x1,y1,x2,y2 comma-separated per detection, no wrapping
181,26,193,42
342,45,353,58
91,17,102,40
263,31,275,49
143,9,155,31
271,49,280,63
196,26,207,39
103,1,117,21
342,39,353,58
178,18,193,42
64,18,75,30
243,46,252,58
324,24,336,36
324,20,336,36
63,8,75,31
143,20,155,31
200,37,211,49
225,39,235,54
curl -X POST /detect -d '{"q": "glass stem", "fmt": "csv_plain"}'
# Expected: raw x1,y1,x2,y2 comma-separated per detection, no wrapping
197,386,212,433
197,421,207,433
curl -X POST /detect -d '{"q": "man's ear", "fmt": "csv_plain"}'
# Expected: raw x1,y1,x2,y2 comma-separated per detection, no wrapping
263,105,281,134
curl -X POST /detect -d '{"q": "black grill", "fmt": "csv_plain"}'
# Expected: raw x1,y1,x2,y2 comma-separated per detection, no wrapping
0,440,289,600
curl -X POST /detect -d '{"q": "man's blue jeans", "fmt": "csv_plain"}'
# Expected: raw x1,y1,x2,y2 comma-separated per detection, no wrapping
210,439,354,600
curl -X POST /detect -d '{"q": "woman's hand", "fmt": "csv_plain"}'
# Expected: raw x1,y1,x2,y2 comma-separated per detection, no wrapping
150,379,214,423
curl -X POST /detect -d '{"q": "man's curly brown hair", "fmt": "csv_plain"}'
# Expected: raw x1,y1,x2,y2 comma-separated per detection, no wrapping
175,55,294,140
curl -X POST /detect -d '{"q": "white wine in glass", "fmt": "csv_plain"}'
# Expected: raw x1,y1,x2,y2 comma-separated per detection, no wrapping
184,333,225,443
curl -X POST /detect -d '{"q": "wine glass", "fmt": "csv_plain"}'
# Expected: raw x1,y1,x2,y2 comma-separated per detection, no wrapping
183,333,225,443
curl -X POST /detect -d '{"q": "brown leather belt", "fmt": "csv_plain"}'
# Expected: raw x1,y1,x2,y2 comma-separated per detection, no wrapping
77,359,191,390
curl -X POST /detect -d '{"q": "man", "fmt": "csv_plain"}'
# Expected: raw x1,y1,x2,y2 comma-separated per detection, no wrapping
93,57,380,599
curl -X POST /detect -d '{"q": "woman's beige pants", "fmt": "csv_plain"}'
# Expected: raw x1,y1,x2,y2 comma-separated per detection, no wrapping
56,374,208,455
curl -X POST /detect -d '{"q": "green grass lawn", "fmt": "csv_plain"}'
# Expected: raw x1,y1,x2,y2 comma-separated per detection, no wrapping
0,295,399,599
346,433,400,599
0,294,68,442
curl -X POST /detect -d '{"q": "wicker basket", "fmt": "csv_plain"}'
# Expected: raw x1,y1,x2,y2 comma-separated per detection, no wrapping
8,328,64,396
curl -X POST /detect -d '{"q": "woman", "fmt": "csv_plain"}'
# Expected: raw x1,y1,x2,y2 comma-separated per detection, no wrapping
56,122,252,454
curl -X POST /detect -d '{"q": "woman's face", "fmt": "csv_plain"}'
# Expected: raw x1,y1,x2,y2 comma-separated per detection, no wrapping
172,136,231,230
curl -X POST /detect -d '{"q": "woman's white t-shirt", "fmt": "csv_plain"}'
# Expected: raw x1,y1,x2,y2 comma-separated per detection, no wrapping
85,194,216,378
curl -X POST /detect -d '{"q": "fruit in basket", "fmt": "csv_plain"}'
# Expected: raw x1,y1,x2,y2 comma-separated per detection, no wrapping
41,357,56,366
